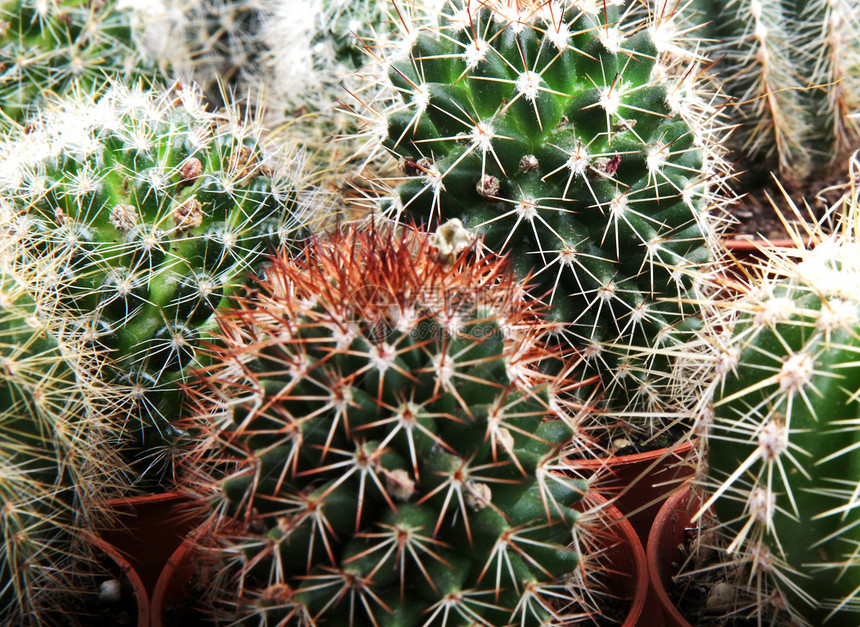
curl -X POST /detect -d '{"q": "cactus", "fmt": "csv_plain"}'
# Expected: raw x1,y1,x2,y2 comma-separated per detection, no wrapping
0,247,130,623
700,164,860,625
178,224,612,625
232,0,409,189
0,81,312,478
0,0,160,126
357,0,725,431
0,271,79,624
646,0,860,180
149,0,270,105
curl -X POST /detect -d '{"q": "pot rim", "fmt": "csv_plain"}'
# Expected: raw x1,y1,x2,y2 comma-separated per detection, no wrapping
646,485,700,627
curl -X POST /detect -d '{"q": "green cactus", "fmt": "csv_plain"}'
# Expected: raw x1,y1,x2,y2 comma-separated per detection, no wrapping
0,260,129,624
646,0,860,180
158,0,269,105
0,81,311,478
360,0,722,429
0,0,159,126
316,0,391,70
179,224,608,626
702,173,860,625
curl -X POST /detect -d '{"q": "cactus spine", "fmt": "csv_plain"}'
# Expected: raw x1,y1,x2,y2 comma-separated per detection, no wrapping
702,163,860,625
0,245,130,623
179,224,609,625
357,0,724,431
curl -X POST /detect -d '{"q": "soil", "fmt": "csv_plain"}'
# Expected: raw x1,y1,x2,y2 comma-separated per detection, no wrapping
58,559,140,626
610,424,689,456
667,520,793,627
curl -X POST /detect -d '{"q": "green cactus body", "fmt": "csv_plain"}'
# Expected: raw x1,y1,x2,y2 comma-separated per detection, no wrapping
706,199,860,624
318,0,390,70
182,225,602,626
164,0,269,105
369,0,715,423
0,83,306,461
0,0,156,126
656,0,860,180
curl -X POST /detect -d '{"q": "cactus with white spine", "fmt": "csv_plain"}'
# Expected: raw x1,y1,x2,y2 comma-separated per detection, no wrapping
0,0,160,126
178,224,616,626
0,250,131,624
700,159,860,625
356,0,726,432
646,0,860,180
0,81,312,480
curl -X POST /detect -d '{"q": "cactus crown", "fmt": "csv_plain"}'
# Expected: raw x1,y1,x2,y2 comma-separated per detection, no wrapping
180,224,609,626
355,0,722,432
702,162,860,626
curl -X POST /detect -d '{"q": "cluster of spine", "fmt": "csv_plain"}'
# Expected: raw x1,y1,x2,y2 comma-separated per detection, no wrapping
0,0,158,126
0,81,310,473
701,171,860,625
649,0,860,180
179,224,606,626
158,0,270,105
358,0,723,431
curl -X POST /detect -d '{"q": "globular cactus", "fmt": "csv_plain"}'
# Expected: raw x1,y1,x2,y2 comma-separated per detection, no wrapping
0,0,158,126
359,0,725,429
0,81,312,477
150,0,270,105
701,165,860,625
647,0,860,180
179,224,612,626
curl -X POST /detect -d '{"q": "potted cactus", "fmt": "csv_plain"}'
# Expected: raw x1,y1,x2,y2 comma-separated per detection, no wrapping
159,222,652,625
346,0,731,466
642,0,860,183
19,0,860,624
0,79,316,485
0,236,148,622
0,76,320,623
646,154,860,626
0,0,162,127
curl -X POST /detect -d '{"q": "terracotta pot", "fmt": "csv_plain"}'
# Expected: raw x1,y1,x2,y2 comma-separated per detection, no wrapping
150,524,210,627
153,494,654,626
85,532,151,627
646,485,702,627
97,492,202,599
566,439,698,546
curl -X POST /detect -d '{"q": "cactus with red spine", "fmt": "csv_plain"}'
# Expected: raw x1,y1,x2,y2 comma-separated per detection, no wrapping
178,223,616,626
